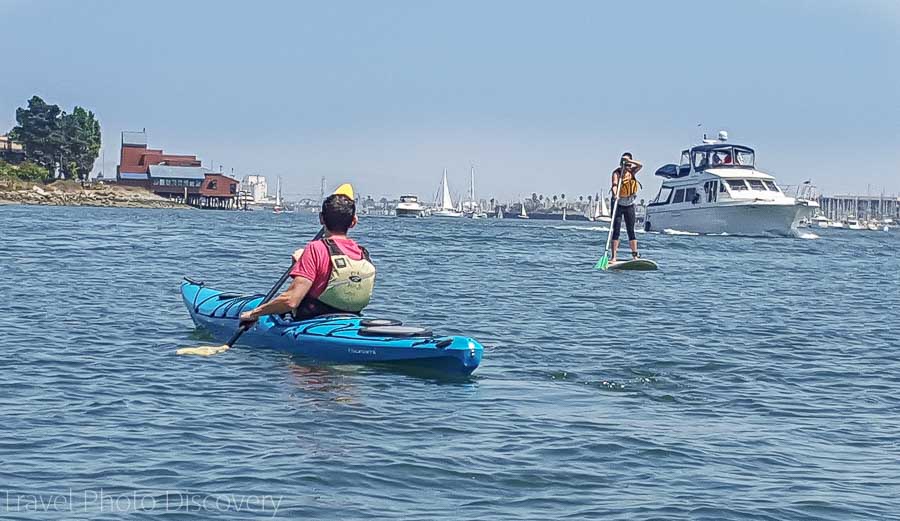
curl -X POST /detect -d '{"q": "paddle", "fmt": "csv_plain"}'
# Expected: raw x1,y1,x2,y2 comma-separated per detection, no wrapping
595,158,627,270
177,183,355,357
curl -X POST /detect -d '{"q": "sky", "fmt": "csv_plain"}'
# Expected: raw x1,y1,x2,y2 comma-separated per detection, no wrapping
1,0,898,201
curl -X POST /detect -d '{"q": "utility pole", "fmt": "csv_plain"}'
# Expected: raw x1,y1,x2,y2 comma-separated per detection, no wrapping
320,176,326,202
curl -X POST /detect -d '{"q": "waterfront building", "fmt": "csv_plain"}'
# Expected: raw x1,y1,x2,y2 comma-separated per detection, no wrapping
0,134,25,163
116,130,239,209
241,174,270,202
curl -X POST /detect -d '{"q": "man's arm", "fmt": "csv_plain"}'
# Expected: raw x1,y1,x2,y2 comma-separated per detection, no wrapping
240,276,313,324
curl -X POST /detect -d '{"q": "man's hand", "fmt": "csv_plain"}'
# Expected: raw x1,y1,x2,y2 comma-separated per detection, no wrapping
239,310,258,327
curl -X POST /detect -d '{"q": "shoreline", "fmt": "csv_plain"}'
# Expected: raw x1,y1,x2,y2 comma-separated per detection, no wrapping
0,181,191,209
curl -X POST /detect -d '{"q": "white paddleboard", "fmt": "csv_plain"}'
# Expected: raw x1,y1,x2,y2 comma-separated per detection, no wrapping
608,258,659,271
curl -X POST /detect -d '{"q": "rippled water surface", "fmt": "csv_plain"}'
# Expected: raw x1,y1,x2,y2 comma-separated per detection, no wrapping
1,205,899,520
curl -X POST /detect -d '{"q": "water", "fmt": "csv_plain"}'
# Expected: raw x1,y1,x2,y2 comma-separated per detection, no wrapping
1,205,899,520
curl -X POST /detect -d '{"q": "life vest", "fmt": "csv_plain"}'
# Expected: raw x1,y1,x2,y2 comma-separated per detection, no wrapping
315,238,376,313
618,170,640,199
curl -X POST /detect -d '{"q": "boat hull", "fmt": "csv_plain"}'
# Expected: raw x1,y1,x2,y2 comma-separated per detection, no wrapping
646,201,805,237
180,282,482,375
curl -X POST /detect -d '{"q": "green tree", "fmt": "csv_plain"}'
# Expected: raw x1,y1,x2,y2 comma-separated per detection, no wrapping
9,96,64,178
60,107,101,182
9,96,101,181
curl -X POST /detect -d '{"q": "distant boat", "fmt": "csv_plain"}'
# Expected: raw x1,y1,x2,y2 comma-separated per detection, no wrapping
597,195,611,223
273,177,284,214
432,169,463,218
395,195,425,218
464,165,487,219
517,200,529,219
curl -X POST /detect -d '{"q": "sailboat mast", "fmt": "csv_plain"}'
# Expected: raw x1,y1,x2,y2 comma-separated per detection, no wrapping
470,165,476,206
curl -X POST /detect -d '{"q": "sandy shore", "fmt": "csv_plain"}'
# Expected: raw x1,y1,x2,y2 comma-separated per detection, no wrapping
0,181,190,209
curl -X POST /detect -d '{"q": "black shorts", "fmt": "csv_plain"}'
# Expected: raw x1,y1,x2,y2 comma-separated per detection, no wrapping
612,202,636,241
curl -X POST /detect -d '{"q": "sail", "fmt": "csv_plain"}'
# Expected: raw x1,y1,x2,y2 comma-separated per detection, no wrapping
275,177,282,206
520,200,528,218
600,195,609,217
439,169,454,210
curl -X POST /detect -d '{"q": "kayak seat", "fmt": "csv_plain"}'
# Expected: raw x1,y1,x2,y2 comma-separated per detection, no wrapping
358,325,433,338
360,318,403,327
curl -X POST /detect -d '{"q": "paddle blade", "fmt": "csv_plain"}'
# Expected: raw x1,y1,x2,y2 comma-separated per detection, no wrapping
333,183,354,199
176,344,232,357
595,253,610,271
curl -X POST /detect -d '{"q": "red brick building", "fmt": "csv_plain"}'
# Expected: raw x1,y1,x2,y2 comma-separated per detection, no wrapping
200,173,241,209
116,130,239,208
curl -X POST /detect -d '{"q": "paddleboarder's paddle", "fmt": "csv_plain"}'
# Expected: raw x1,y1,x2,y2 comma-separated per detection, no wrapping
595,158,626,270
177,183,355,356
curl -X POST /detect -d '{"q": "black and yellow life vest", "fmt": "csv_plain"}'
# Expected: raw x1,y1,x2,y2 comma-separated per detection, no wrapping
619,170,640,199
316,238,376,313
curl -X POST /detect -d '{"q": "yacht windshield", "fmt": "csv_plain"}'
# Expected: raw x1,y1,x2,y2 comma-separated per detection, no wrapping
735,148,755,167
703,146,755,168
711,148,734,166
747,179,767,191
727,179,749,191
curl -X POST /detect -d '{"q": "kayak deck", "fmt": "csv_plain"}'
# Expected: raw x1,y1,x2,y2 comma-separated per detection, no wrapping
180,281,483,375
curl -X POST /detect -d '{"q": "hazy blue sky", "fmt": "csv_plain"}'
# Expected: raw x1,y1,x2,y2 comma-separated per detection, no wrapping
1,0,898,200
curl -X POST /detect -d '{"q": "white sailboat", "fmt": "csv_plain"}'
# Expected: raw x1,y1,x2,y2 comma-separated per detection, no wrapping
590,195,611,223
273,177,284,214
433,169,463,218
465,165,487,218
517,199,529,219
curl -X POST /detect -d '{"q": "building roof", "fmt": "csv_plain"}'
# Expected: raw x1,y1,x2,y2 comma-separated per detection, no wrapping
149,165,208,180
205,172,240,182
122,131,148,146
119,172,149,180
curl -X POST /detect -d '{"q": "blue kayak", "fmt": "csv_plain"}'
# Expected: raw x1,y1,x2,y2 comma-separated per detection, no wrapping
181,281,483,375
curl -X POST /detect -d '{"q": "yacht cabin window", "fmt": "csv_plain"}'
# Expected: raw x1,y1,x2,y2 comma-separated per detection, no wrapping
735,149,755,166
680,151,690,166
684,187,698,204
692,151,709,170
673,188,686,203
762,180,779,192
727,179,749,191
704,180,718,202
711,150,733,166
747,179,767,191
719,182,727,193
653,187,673,205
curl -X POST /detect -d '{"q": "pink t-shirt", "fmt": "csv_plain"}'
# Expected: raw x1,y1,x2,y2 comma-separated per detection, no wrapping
289,237,364,299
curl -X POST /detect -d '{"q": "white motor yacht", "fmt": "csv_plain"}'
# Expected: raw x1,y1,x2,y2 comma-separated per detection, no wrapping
811,215,832,228
395,195,425,218
645,131,808,237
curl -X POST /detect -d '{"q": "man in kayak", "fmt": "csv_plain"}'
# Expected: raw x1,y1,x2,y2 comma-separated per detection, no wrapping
610,152,642,263
239,194,376,324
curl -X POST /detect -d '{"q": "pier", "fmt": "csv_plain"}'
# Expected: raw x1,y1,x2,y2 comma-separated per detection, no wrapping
819,194,900,221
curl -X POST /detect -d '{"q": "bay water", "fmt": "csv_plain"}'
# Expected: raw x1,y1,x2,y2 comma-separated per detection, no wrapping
1,205,898,520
